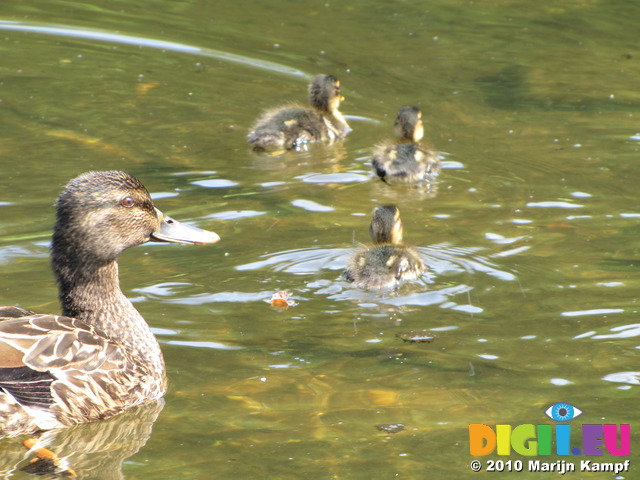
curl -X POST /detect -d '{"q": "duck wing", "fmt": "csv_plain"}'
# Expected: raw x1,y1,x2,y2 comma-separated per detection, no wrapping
0,313,130,435
0,306,35,318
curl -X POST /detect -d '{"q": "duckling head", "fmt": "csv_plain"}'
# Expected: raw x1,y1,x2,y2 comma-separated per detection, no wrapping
393,106,423,143
369,205,404,245
309,74,343,113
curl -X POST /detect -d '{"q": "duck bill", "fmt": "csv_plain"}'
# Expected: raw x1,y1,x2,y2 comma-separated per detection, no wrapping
151,208,220,245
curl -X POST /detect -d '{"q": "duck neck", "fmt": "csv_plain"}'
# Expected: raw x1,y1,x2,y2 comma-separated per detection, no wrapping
324,109,350,137
51,241,164,374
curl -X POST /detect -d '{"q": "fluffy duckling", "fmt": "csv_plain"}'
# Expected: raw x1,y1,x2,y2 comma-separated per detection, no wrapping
0,171,220,436
371,106,439,183
247,74,351,150
343,205,425,290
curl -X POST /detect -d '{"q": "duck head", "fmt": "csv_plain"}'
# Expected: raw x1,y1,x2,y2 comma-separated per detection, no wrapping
53,171,220,264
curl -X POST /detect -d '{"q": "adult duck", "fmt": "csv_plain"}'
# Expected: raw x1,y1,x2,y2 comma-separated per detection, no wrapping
343,205,425,290
0,171,220,437
371,106,439,184
247,74,351,151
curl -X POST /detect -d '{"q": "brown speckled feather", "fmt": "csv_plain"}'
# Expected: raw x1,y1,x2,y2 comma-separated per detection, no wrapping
0,313,159,434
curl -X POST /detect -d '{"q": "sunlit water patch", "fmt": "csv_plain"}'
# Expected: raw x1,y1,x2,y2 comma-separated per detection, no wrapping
296,172,371,184
131,282,193,299
205,210,266,220
525,200,584,209
134,283,280,307
291,199,335,212
602,371,640,387
0,243,48,264
440,159,465,170
166,290,277,305
165,339,244,350
0,20,307,78
192,178,240,188
150,191,180,200
574,323,640,340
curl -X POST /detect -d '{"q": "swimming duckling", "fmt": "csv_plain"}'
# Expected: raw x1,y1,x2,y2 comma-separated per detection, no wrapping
371,106,439,183
0,171,220,436
247,74,351,151
343,205,425,290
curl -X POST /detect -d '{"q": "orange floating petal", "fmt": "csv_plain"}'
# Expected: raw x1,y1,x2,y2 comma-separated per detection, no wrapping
269,291,296,309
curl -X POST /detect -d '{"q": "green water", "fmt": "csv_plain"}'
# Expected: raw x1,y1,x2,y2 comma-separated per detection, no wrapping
0,0,639,478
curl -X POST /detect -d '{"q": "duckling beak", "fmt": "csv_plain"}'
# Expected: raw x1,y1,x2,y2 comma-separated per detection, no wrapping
151,208,220,245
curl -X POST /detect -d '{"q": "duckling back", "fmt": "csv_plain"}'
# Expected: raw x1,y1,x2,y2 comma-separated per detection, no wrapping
372,142,439,183
247,74,350,151
371,106,440,183
344,244,425,290
344,205,425,290
247,105,328,150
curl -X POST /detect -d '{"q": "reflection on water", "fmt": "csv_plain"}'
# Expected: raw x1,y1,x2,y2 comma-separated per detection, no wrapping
0,401,163,479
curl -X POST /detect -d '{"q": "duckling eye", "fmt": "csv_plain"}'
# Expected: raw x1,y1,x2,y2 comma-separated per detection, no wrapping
121,196,135,208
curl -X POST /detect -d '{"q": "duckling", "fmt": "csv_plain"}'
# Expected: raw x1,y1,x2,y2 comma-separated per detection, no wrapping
247,74,351,150
371,106,440,183
0,171,220,437
343,205,425,290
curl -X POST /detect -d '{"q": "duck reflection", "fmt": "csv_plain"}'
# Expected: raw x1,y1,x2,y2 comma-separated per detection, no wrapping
0,399,163,479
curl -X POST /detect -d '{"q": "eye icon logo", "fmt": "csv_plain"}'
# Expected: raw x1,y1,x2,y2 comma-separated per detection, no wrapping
545,403,582,422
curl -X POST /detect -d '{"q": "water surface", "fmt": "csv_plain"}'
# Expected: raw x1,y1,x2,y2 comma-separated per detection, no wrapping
0,1,639,478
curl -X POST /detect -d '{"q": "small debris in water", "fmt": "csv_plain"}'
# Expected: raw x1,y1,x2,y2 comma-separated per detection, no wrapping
396,331,437,343
268,291,296,309
376,423,405,434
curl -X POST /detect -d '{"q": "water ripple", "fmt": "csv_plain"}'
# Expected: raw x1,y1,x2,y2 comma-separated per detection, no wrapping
291,199,335,212
296,172,371,184
236,243,516,281
0,20,307,78
526,201,583,209
236,247,349,273
602,371,640,386
574,323,640,340
165,340,244,351
229,244,514,311
192,179,239,189
562,308,624,318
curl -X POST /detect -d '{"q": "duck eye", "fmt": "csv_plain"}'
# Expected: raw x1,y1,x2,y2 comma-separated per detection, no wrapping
121,197,135,208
